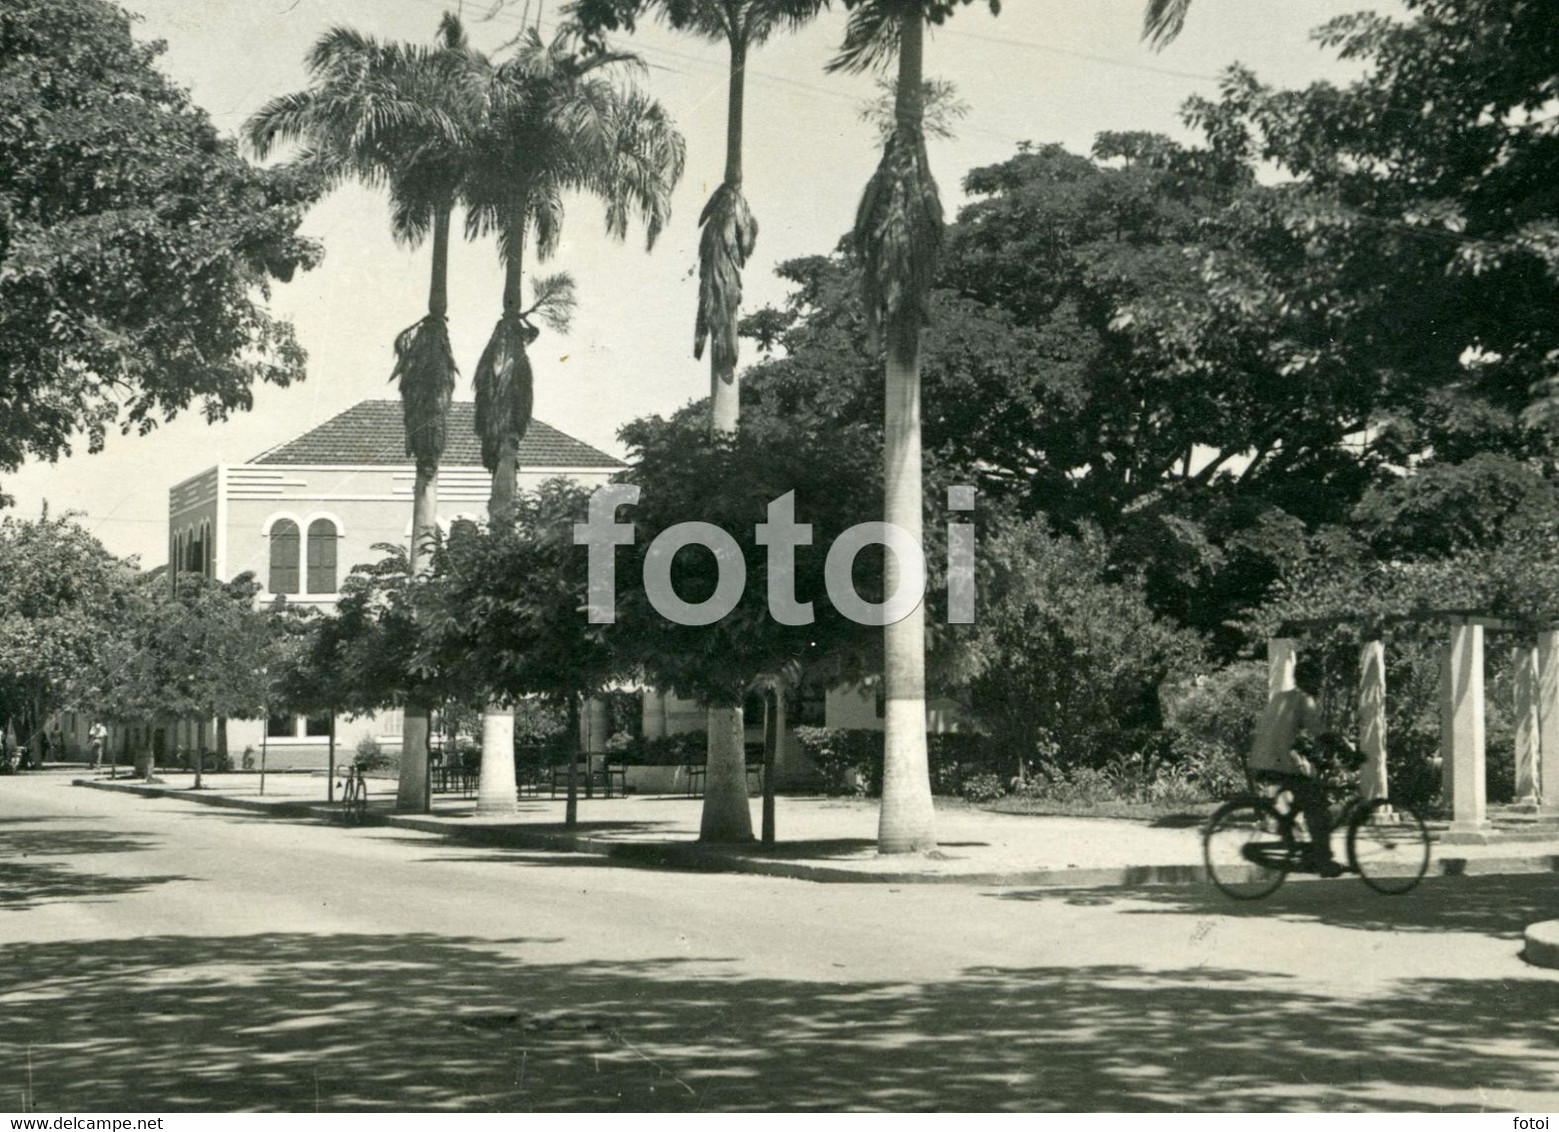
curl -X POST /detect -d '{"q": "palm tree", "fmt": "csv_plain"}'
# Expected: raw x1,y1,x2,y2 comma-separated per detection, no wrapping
567,0,827,843
463,27,685,819
247,14,477,812
831,0,1189,853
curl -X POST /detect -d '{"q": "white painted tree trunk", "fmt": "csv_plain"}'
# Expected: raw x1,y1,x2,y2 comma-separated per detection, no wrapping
700,705,753,842
396,466,438,811
877,344,935,855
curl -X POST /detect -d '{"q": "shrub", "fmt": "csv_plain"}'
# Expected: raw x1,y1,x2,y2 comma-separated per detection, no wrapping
608,730,707,767
354,736,390,771
791,727,881,796
960,773,1006,804
180,748,230,773
967,519,1204,771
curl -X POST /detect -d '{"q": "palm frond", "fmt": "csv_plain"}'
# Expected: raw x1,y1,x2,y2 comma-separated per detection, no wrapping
748,0,831,48
853,119,944,357
826,2,900,75
524,272,578,334
693,182,758,370
473,314,537,473
391,315,458,473
1142,0,1192,50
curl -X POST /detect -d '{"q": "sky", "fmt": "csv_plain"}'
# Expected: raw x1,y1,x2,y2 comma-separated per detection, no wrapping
7,0,1386,567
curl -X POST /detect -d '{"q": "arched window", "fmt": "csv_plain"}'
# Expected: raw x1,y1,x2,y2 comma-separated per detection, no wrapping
269,519,300,595
307,518,338,594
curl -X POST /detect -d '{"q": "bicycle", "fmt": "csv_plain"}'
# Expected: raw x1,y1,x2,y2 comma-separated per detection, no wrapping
1202,742,1430,900
338,764,368,825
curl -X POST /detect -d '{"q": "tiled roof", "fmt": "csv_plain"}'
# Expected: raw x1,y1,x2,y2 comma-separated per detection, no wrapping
249,400,624,469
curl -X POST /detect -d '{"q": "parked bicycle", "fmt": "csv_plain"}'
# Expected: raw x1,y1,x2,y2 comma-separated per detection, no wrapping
338,764,368,825
1203,739,1430,900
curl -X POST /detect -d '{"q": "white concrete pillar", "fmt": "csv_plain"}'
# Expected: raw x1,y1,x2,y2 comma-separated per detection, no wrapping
1268,638,1297,700
641,690,666,739
1357,639,1388,801
476,706,517,816
1538,631,1559,817
1513,644,1541,807
1439,643,1455,809
582,697,610,753
1449,622,1486,831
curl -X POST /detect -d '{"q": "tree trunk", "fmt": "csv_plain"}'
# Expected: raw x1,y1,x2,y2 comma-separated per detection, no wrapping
762,686,778,846
216,716,228,770
477,700,517,815
477,215,526,813
876,12,935,855
565,694,581,828
397,462,438,811
878,337,936,853
698,41,755,844
708,35,747,435
192,716,204,791
394,201,453,813
327,710,336,803
700,704,753,842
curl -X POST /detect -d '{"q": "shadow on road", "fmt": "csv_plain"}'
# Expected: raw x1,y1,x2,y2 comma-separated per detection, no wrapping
1,931,1556,1112
993,873,1559,939
0,827,189,912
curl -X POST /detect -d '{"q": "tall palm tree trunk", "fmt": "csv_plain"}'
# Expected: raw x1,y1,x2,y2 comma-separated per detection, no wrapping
699,33,755,845
475,214,526,816
397,203,454,812
877,11,935,855
708,36,746,432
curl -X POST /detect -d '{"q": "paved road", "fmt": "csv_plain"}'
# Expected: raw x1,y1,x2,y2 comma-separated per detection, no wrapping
2,773,1557,1113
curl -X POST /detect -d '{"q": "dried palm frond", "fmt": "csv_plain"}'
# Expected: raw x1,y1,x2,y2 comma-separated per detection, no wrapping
852,120,943,358
473,313,536,473
390,314,458,474
1142,0,1192,50
693,182,758,371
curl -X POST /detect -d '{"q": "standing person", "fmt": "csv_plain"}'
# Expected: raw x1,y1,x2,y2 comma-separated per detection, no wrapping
88,720,108,769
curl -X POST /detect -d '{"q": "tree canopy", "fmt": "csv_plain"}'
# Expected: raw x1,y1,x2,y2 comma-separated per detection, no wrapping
0,0,321,502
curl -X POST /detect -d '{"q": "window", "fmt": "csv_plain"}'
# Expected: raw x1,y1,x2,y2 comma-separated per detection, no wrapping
796,684,827,727
307,519,338,594
269,520,300,594
267,713,297,739
305,712,332,738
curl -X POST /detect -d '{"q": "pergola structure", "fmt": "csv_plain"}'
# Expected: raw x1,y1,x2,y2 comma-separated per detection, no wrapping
1269,611,1559,835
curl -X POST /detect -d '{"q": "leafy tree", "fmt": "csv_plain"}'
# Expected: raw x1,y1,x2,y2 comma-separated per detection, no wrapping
247,13,476,809
965,517,1203,773
85,574,276,787
1178,0,1559,469
0,0,320,502
416,483,618,825
0,512,139,749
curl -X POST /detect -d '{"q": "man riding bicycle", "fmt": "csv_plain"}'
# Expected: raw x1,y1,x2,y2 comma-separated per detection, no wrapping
1247,662,1344,877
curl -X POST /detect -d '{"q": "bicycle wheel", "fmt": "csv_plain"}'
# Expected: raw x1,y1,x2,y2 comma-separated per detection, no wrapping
1347,798,1429,895
1204,797,1295,900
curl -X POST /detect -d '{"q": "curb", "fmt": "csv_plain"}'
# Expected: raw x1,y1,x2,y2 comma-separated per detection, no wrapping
73,778,320,818
72,778,1559,889
1524,920,1559,969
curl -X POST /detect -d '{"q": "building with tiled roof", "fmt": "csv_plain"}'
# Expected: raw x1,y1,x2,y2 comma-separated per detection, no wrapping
162,399,624,769
250,400,623,469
